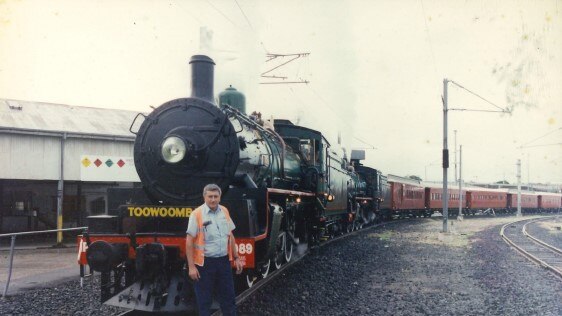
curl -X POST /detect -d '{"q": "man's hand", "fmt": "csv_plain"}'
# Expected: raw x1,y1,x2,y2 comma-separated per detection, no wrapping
234,258,243,274
189,266,200,281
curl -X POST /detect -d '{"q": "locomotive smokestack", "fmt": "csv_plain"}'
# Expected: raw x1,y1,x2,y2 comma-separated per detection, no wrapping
189,55,215,103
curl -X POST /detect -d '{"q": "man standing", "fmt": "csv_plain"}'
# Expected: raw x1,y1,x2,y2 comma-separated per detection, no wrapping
186,184,243,316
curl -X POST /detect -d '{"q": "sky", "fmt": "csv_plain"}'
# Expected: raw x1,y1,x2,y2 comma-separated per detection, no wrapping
0,0,560,185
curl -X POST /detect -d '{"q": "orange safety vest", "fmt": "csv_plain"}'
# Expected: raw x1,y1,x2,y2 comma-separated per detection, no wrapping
192,205,234,266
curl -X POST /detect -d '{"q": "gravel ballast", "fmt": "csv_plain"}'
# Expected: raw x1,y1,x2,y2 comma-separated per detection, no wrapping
0,275,124,316
525,216,562,248
1,215,561,315
238,216,562,315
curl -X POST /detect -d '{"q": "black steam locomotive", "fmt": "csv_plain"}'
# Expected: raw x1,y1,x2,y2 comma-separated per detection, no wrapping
77,55,386,313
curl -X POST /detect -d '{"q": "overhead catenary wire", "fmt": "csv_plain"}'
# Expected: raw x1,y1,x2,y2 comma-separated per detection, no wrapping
518,127,562,148
206,0,268,53
234,0,254,30
307,85,377,150
205,0,239,27
519,142,562,149
448,80,510,113
174,1,204,24
449,108,510,113
419,0,439,82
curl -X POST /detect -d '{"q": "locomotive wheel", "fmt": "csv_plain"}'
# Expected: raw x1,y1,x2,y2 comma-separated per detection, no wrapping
245,259,271,288
285,217,296,262
284,236,293,263
260,259,271,278
364,209,375,225
245,273,256,288
274,233,286,270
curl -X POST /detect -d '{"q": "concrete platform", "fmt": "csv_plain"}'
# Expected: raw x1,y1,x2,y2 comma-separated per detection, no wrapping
0,242,81,296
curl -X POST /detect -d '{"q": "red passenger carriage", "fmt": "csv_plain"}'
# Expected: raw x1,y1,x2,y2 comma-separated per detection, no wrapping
466,188,508,214
538,193,562,212
425,186,466,216
383,175,429,218
506,191,539,213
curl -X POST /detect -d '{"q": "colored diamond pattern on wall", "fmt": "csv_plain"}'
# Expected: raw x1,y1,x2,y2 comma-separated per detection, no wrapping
94,159,102,167
81,158,91,167
81,155,139,182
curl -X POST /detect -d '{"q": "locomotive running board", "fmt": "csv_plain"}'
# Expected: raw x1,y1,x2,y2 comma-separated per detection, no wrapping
105,272,200,313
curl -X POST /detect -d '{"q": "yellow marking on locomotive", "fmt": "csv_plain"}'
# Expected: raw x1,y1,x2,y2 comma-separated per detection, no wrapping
128,206,193,218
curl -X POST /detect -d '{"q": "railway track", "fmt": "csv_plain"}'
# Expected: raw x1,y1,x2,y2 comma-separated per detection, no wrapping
211,218,409,316
113,220,408,316
500,216,562,280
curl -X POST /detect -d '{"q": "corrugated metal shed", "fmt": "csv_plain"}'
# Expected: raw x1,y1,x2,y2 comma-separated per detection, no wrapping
0,99,139,137
0,99,143,181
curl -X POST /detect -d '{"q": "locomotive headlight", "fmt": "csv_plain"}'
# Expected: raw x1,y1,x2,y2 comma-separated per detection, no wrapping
161,136,187,163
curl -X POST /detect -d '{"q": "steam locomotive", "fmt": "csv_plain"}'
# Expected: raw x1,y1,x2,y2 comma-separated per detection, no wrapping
76,55,561,313
77,55,386,313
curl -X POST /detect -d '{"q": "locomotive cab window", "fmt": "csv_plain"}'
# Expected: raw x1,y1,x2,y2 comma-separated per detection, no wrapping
300,140,313,164
300,139,321,166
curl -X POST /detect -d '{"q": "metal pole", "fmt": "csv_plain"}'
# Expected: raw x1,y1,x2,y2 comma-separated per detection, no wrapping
57,133,66,244
517,159,522,217
454,130,457,184
527,153,530,190
80,265,85,288
457,145,463,220
442,79,449,233
2,235,17,297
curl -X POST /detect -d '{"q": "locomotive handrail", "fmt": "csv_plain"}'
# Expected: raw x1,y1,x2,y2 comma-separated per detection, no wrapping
1,226,87,297
224,104,282,182
129,112,147,135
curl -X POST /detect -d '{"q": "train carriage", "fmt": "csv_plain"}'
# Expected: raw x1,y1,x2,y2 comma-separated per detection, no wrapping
506,191,539,214
538,193,562,212
466,188,508,214
425,186,467,216
383,175,427,218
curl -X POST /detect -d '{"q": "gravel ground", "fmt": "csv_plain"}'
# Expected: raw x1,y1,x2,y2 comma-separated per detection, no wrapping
0,274,124,316
2,215,560,315
525,216,562,248
238,216,562,315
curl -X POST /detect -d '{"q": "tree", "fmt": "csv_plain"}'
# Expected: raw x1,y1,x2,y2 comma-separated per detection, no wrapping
408,175,423,182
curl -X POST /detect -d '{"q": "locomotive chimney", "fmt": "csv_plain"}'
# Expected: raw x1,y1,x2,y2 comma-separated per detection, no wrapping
189,55,215,103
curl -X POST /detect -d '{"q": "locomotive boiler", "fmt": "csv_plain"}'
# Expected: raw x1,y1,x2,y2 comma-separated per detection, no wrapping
77,55,379,313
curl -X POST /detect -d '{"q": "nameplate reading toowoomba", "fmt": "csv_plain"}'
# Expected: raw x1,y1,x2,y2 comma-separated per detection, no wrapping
127,206,194,218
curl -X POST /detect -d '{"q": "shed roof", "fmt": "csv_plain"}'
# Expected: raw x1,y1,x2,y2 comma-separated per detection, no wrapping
0,99,140,138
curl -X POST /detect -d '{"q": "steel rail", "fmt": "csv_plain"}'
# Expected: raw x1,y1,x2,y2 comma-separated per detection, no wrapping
211,218,411,316
522,218,562,255
500,216,562,280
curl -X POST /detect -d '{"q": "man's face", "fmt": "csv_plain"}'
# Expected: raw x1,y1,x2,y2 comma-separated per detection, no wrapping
204,190,221,210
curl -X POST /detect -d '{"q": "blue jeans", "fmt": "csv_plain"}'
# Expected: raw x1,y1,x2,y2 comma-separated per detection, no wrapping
194,256,236,316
